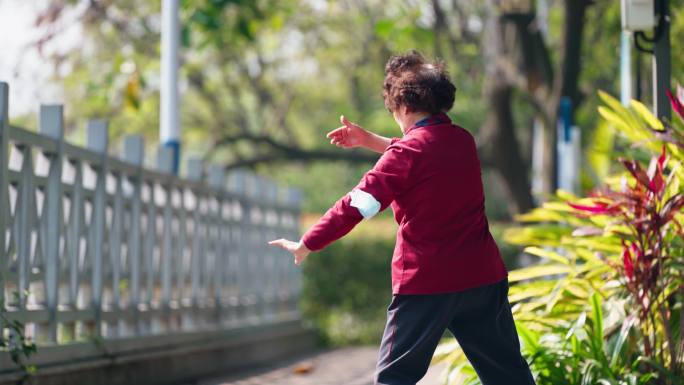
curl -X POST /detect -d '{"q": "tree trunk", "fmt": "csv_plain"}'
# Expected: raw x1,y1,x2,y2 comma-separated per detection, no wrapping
479,0,536,216
542,0,591,193
482,80,536,215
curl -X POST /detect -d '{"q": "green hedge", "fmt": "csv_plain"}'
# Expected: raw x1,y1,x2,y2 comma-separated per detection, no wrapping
301,237,394,345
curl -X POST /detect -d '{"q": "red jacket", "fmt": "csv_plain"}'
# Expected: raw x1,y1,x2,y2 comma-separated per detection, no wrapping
301,113,507,294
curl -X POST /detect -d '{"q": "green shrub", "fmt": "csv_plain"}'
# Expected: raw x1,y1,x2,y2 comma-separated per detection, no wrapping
301,236,394,345
434,91,684,384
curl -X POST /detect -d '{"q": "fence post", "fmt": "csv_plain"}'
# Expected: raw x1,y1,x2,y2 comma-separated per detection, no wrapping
66,139,84,322
287,186,302,316
187,159,203,319
244,172,260,323
123,135,144,335
185,158,202,328
157,146,174,322
208,164,225,324
142,148,158,332
39,105,64,343
91,120,120,336
186,158,203,183
229,169,250,323
84,116,108,338
263,179,281,321
256,177,267,321
0,83,9,317
275,185,291,318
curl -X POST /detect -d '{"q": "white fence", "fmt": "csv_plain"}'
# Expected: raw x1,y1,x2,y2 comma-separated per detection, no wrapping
0,82,302,359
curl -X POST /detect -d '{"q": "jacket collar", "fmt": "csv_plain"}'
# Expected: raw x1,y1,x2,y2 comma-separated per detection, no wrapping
406,112,451,134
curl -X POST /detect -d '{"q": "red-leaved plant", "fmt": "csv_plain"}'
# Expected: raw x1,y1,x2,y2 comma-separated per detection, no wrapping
568,90,684,378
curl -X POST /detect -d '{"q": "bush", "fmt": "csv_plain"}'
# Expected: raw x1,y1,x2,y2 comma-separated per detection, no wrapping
434,91,684,384
301,233,394,345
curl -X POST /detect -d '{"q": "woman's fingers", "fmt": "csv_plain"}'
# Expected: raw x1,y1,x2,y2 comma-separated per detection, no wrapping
326,126,346,138
328,125,352,148
340,115,355,128
329,115,362,149
331,137,350,146
269,239,309,265
268,239,296,252
268,239,285,249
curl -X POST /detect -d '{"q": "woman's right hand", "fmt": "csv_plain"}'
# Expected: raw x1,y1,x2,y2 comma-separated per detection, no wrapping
327,115,368,149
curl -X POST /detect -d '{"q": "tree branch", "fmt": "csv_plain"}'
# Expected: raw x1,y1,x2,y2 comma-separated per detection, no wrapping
208,132,380,167
211,131,493,170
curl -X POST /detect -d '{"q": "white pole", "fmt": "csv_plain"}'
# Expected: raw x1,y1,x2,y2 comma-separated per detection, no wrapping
620,31,632,106
537,0,549,37
161,0,181,175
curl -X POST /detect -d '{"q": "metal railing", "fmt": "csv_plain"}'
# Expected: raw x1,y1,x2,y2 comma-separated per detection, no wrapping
0,82,302,358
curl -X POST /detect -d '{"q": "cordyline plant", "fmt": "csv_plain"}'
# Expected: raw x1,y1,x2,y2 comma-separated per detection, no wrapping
569,146,683,377
434,89,684,385
567,89,684,381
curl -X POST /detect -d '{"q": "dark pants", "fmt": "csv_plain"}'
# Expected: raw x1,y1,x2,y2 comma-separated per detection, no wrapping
374,279,536,385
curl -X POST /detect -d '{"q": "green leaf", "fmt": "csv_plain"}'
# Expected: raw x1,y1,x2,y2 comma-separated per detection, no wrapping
598,91,642,133
587,120,616,180
598,107,637,139
629,99,664,131
609,315,634,368
523,246,570,265
508,264,571,282
374,19,395,38
517,324,540,351
181,25,192,48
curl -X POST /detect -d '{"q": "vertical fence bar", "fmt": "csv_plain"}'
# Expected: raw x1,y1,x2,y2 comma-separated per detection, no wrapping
86,116,108,338
276,186,290,318
230,170,249,324
226,177,240,326
123,135,144,335
15,140,34,311
268,182,283,320
0,83,9,318
208,164,224,324
287,187,302,315
263,179,277,322
257,177,268,321
66,155,84,312
243,172,259,322
226,170,241,325
157,147,174,328
143,177,156,332
185,158,202,329
174,173,188,326
88,121,117,336
39,105,64,343
188,166,203,319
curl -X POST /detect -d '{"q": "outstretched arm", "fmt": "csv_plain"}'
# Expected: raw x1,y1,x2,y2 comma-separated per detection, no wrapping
327,116,393,154
268,116,411,264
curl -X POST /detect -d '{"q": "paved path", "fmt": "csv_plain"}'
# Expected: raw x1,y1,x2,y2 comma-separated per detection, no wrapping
195,347,446,385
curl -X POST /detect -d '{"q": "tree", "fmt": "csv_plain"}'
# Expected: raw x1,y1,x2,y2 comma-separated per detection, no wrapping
33,0,667,216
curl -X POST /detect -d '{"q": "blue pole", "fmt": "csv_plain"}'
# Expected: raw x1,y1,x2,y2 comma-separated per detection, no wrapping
560,97,572,143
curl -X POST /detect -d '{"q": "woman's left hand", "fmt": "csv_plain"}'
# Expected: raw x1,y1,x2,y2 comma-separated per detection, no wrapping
268,239,311,265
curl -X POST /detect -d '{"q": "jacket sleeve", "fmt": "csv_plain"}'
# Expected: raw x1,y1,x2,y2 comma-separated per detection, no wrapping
301,139,416,251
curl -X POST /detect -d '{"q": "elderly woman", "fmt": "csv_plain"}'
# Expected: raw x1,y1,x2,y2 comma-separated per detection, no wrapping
269,51,535,385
